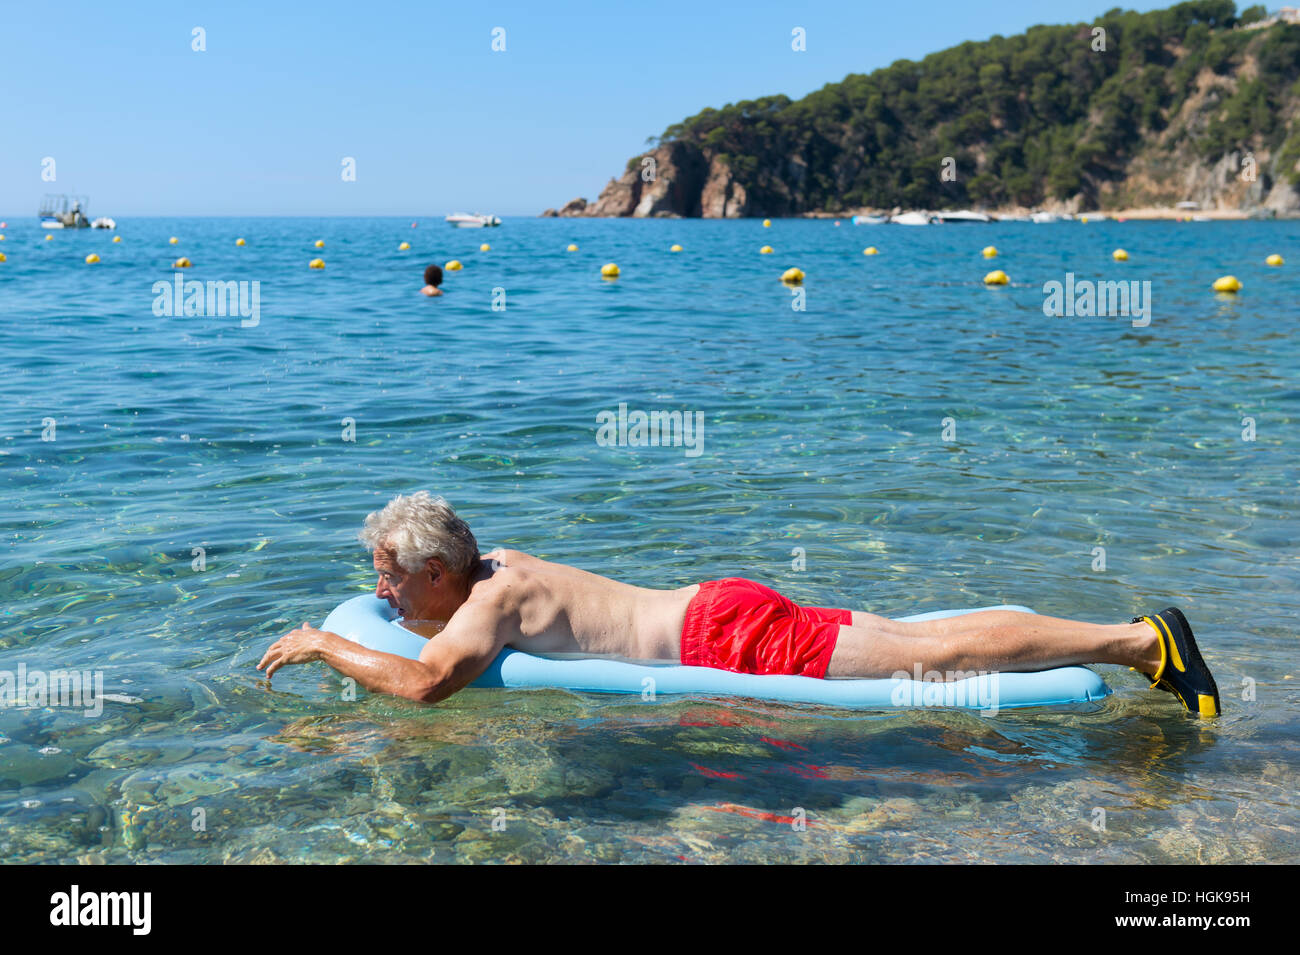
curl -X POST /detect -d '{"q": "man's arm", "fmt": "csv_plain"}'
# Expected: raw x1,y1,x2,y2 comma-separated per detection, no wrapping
258,599,508,704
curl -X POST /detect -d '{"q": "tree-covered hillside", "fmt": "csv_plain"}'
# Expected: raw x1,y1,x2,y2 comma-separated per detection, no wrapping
634,1,1300,212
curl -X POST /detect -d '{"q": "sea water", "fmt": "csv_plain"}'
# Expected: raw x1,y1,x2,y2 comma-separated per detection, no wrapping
0,214,1296,863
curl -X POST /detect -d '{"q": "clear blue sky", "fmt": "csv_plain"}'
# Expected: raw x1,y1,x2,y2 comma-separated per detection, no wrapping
1,0,1178,217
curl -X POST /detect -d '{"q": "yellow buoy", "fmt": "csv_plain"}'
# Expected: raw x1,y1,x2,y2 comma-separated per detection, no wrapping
983,270,1009,285
235,238,246,246
45,234,54,241
308,258,325,269
0,253,6,262
601,262,620,278
169,237,179,245
112,235,121,243
1113,249,1128,261
446,260,463,271
1265,253,1284,266
670,244,683,252
0,234,6,241
566,243,578,252
763,219,771,228
314,240,325,248
173,257,192,268
1212,275,1241,293
1079,217,1088,224
781,267,804,284
760,245,774,254
863,247,879,255
479,243,490,252
398,242,410,251
85,253,100,264
982,246,998,258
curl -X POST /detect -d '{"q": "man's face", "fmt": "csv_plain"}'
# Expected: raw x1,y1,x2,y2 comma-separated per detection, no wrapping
372,548,437,619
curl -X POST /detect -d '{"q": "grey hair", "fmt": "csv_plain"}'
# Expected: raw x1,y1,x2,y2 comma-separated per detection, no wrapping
358,491,480,576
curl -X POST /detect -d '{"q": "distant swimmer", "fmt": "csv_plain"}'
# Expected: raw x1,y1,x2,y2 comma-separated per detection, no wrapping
258,492,1221,716
420,264,443,297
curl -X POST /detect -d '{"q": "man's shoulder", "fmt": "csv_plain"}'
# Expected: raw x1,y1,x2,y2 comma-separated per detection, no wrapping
468,561,531,602
485,548,539,567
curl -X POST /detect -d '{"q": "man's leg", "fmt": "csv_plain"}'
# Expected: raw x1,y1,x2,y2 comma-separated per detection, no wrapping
827,609,1162,679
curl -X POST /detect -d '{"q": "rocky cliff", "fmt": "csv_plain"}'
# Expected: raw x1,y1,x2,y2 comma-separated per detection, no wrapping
543,142,751,218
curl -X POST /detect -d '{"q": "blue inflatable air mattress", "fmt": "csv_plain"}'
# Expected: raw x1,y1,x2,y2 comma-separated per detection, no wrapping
321,594,1110,711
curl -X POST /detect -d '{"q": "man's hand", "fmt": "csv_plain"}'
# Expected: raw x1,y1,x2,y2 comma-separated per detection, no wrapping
258,623,339,679
255,600,505,704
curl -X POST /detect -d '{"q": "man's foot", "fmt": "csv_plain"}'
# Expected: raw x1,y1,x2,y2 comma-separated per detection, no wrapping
1132,608,1221,718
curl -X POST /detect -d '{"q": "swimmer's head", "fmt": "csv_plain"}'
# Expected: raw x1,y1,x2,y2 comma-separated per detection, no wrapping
359,491,479,620
423,264,443,288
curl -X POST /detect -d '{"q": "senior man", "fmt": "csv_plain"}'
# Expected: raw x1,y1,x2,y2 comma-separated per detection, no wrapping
258,491,1219,716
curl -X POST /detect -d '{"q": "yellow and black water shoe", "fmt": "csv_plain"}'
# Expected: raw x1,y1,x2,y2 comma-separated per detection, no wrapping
1132,608,1221,718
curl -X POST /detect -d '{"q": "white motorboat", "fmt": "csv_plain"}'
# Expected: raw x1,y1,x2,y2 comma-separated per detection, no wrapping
933,209,992,223
890,211,935,226
1030,211,1067,223
91,217,116,229
851,214,889,225
445,213,501,228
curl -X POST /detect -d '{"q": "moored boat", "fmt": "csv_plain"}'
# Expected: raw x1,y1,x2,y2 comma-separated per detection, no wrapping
39,194,92,229
890,211,935,225
445,213,501,228
933,209,992,223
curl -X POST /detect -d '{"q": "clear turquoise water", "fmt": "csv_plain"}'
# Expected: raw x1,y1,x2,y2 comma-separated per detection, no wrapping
1,215,1296,863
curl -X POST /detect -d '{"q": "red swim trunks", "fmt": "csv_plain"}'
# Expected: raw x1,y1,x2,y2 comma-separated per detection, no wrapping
680,578,851,678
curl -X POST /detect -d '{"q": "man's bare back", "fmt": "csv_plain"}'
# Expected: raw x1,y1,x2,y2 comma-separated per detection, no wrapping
439,549,698,661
